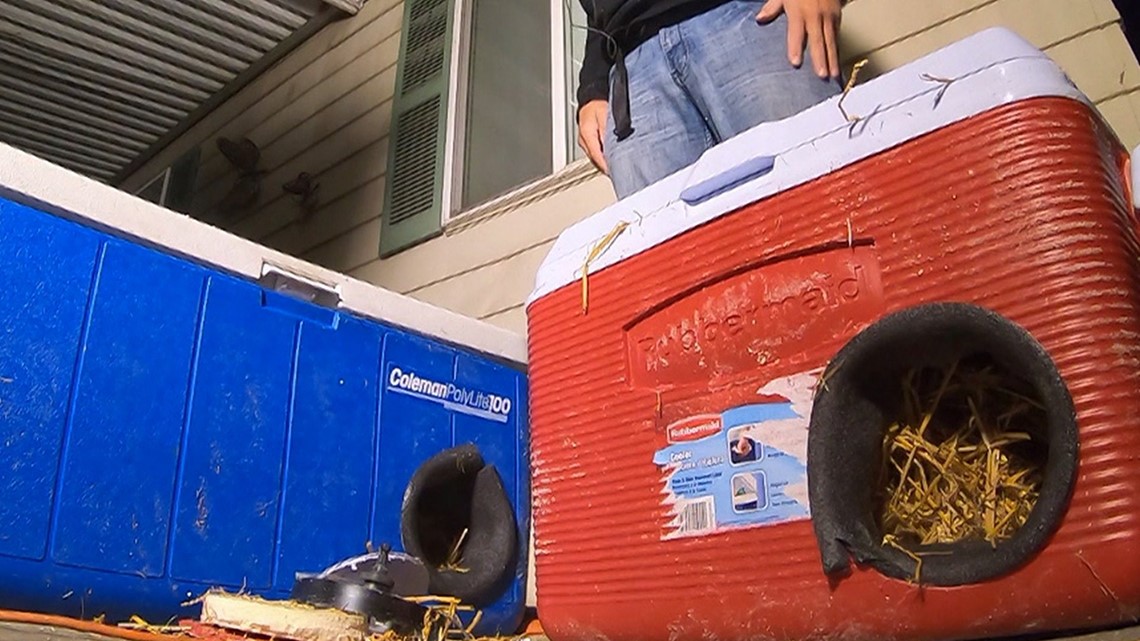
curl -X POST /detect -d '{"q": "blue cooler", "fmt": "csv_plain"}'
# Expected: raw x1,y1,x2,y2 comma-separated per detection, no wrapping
0,144,529,635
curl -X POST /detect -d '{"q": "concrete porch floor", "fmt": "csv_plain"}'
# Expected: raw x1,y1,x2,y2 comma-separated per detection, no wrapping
1,620,1139,641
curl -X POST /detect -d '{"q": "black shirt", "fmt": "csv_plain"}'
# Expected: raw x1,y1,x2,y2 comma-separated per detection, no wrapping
576,0,730,138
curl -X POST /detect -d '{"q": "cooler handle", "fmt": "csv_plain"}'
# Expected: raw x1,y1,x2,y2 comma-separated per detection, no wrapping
679,154,777,206
258,262,341,309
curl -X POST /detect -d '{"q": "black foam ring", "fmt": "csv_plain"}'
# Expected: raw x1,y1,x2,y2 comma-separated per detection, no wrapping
400,444,518,606
807,302,1079,585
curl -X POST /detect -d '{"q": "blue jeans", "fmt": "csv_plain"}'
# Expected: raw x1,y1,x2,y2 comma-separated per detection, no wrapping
603,0,842,199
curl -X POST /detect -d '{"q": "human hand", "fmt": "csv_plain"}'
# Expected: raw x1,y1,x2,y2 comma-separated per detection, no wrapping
756,0,843,79
577,99,610,175
734,437,753,457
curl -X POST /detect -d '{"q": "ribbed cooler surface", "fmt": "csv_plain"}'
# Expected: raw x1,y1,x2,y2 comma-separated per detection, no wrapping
527,98,1140,641
0,194,530,634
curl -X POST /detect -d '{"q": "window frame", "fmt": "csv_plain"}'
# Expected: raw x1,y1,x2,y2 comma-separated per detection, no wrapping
439,0,581,226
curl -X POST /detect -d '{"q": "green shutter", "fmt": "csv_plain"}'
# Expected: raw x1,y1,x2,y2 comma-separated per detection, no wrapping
380,0,456,257
165,146,201,215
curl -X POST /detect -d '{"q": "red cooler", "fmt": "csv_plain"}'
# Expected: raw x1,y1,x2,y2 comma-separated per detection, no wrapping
526,28,1140,641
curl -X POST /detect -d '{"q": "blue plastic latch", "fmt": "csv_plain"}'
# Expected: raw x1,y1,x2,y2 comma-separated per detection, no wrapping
680,154,777,206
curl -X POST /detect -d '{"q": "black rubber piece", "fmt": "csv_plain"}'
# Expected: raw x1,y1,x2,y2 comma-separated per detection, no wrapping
320,549,430,597
400,444,519,607
291,576,426,635
807,302,1079,585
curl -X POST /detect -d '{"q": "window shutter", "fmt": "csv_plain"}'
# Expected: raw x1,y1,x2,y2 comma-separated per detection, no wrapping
165,146,201,215
380,0,456,257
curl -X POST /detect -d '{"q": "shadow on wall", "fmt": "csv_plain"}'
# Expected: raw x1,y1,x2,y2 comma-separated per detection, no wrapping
837,35,889,85
840,5,1140,79
1115,0,1140,63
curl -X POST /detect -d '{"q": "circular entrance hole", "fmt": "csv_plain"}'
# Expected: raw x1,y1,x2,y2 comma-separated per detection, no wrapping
400,444,518,606
411,468,479,568
876,353,1048,549
808,303,1078,586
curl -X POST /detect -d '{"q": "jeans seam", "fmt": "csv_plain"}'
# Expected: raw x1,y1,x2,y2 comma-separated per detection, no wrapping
669,71,718,144
672,14,720,142
673,24,691,80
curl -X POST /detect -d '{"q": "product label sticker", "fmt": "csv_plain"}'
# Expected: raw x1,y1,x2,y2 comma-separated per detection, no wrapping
653,370,819,539
386,365,512,424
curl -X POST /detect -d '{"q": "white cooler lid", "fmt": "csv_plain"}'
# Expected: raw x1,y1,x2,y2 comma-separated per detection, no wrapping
528,27,1089,307
0,144,528,365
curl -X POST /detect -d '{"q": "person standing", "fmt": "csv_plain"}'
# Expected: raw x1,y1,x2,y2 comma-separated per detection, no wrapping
577,0,845,199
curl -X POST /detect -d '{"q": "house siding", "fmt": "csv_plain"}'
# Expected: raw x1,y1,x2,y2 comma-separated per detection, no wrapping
119,0,402,268
122,0,1140,341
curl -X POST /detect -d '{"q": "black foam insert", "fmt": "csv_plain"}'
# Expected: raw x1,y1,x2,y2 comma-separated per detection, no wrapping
807,302,1078,585
400,444,518,606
